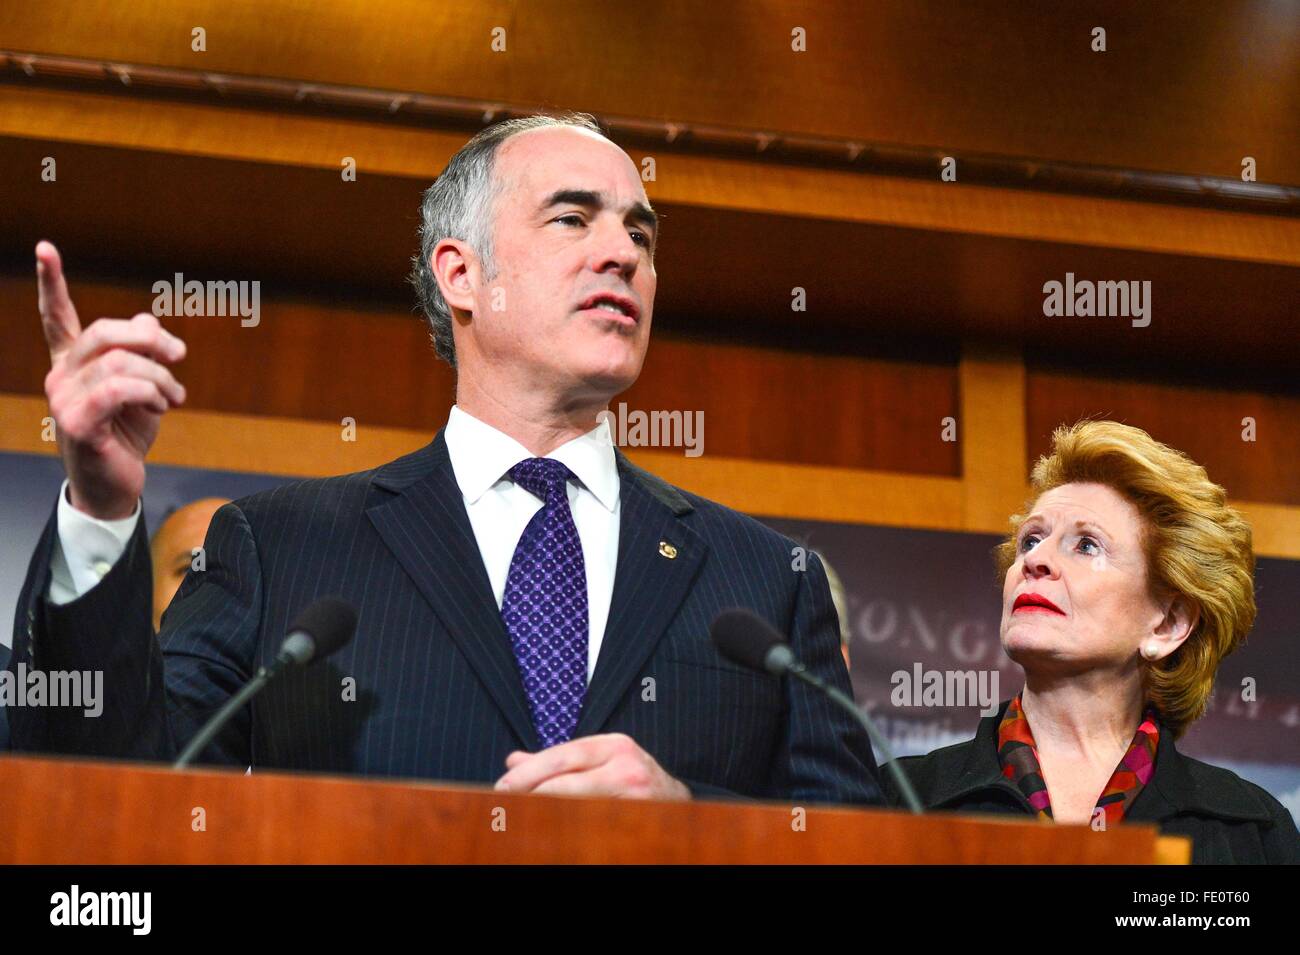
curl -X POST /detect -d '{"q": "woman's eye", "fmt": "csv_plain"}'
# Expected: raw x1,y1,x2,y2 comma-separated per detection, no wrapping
1071,535,1102,556
1019,533,1041,552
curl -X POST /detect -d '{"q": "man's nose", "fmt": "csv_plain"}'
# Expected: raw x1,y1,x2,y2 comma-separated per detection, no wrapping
588,219,641,275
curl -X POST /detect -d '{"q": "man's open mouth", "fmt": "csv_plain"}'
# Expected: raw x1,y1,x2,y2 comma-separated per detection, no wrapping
577,292,639,323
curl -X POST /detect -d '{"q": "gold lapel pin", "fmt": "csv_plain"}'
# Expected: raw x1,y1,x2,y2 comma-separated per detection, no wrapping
658,541,678,559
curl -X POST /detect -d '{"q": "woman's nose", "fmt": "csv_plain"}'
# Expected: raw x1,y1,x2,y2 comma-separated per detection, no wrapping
1023,543,1059,579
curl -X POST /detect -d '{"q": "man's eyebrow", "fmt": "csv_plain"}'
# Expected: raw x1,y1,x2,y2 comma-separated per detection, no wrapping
539,188,658,235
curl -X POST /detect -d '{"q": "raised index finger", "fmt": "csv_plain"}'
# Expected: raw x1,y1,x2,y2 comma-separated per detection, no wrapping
36,240,81,359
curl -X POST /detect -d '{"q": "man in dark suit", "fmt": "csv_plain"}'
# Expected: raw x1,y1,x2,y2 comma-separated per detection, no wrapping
10,113,879,804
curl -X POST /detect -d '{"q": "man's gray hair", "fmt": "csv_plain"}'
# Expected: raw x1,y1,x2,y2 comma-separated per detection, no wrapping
409,111,606,368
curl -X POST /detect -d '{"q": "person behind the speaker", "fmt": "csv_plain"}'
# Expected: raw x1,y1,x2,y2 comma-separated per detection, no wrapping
880,420,1298,863
149,498,229,634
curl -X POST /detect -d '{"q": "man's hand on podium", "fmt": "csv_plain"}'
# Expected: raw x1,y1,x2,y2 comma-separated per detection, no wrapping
495,733,691,800
37,241,188,520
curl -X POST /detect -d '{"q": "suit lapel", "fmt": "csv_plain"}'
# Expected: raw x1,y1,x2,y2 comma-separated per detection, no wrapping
574,452,708,737
365,431,540,750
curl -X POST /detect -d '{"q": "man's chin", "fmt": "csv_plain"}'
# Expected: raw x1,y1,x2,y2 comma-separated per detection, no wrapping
581,369,639,401
571,352,644,395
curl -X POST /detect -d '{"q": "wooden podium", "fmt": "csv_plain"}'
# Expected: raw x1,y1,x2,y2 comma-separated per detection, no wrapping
0,754,1189,864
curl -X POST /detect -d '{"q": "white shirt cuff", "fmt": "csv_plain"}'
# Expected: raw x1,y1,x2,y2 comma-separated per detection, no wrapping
48,479,142,605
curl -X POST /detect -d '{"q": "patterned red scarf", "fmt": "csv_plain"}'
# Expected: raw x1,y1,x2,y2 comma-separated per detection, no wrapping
997,694,1159,826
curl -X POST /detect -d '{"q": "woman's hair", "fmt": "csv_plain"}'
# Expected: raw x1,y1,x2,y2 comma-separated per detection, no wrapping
994,420,1256,737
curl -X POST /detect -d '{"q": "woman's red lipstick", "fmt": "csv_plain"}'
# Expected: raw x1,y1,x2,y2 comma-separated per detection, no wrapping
1013,593,1065,615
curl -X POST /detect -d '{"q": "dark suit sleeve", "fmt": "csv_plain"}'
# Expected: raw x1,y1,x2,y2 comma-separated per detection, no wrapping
5,497,262,766
679,776,746,800
771,551,883,805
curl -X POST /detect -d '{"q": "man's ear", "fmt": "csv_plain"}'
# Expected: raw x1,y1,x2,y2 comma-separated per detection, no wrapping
1147,594,1200,661
431,237,476,315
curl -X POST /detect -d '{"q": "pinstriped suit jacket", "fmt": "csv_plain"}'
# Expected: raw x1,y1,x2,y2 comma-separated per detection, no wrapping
7,431,880,804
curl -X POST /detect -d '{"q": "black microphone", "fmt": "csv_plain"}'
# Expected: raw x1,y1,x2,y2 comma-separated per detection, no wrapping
172,596,358,770
710,608,924,814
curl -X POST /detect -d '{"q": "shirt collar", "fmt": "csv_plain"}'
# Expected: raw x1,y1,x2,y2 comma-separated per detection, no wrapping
443,405,619,511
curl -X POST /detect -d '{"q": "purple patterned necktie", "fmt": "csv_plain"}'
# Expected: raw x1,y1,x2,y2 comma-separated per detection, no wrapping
501,457,589,748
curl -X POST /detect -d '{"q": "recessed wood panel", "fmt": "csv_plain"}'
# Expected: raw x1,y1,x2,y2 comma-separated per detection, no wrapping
624,340,959,474
1025,369,1300,505
2,136,1296,383
0,274,961,475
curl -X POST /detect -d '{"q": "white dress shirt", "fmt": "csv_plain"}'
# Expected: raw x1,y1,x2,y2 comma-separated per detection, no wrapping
49,483,141,605
48,405,621,682
443,405,620,681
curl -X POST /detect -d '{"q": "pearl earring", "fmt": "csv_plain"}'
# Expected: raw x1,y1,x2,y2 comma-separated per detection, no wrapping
1142,643,1159,660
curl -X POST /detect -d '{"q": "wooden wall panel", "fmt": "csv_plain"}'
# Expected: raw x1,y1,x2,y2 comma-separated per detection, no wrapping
7,391,1298,555
1026,369,1300,505
623,341,959,475
0,393,968,534
4,92,1298,267
2,136,1296,385
2,1,1297,185
0,274,961,475
960,347,1029,531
